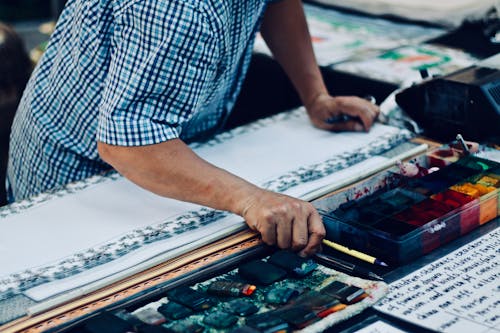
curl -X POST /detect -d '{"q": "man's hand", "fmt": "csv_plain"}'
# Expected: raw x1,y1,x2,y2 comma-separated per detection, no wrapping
240,189,325,257
306,94,380,132
99,139,326,257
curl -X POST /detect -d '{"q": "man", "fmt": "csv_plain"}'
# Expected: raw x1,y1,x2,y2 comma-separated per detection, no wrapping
8,0,379,256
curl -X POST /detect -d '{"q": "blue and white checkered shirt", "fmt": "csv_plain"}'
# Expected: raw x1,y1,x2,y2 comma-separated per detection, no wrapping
8,0,274,201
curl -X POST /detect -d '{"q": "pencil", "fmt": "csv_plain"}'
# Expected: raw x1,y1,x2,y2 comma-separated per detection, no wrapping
322,239,388,267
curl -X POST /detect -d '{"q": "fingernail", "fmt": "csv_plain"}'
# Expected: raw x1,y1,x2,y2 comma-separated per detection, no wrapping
354,123,364,132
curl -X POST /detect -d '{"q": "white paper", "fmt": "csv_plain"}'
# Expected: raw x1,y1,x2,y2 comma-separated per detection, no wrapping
194,111,403,187
0,178,206,275
375,228,500,333
25,214,242,303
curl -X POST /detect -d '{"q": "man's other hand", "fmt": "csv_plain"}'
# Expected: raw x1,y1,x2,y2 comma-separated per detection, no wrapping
306,94,380,132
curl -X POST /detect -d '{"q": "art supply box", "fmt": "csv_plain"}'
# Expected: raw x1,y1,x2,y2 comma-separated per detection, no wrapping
316,153,500,266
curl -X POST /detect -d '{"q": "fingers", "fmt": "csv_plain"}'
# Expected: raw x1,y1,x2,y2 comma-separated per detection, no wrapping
264,202,307,250
274,202,312,251
259,216,277,246
299,209,326,257
276,212,292,249
242,192,324,256
291,214,308,251
331,96,379,132
308,95,380,132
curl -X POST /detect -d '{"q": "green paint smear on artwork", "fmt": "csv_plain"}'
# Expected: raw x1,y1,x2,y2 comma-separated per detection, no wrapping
379,47,452,70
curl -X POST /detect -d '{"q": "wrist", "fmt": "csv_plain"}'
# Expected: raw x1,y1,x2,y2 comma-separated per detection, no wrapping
226,183,264,217
293,68,328,109
303,87,329,111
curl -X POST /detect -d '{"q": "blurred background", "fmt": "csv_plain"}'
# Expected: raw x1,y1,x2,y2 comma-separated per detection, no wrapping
0,0,64,21
0,0,65,51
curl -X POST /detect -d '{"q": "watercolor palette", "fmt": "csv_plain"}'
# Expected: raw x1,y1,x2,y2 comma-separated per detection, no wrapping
62,251,387,333
320,155,500,266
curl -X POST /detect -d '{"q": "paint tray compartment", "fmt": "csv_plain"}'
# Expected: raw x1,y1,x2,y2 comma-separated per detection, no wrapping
318,156,500,266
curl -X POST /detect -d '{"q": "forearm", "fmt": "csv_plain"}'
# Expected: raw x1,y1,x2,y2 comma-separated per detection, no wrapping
261,0,380,132
97,139,259,216
98,138,325,255
261,0,327,108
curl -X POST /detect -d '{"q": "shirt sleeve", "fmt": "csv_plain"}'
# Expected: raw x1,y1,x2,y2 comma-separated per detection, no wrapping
97,0,219,146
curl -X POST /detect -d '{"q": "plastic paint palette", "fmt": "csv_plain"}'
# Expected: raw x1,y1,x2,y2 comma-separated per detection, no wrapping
321,156,500,266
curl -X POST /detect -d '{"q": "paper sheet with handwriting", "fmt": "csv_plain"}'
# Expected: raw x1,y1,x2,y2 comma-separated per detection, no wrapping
375,228,500,333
